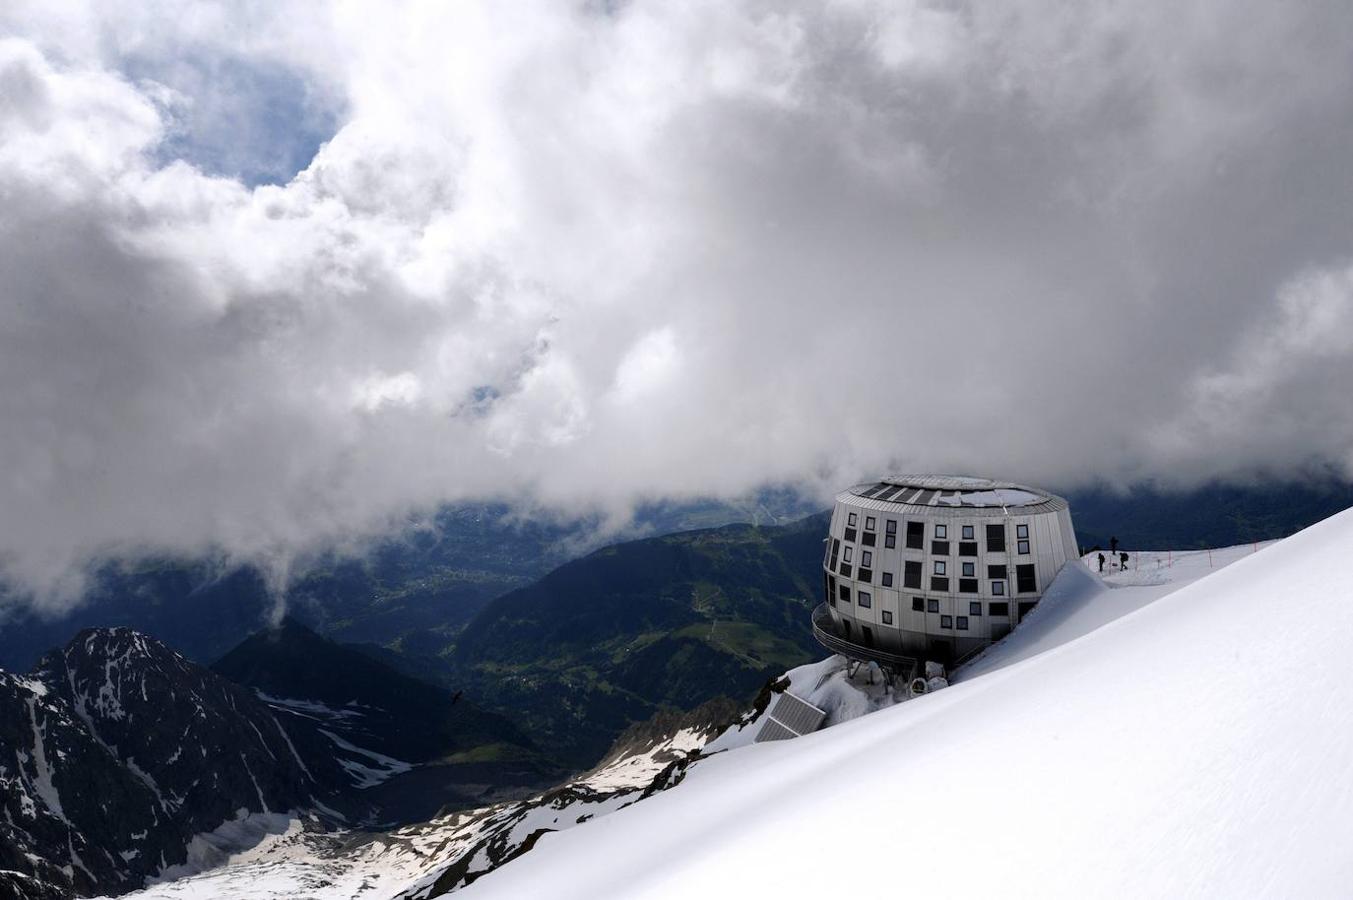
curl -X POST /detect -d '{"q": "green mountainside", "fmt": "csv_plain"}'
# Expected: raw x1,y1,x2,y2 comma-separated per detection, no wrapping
443,514,829,767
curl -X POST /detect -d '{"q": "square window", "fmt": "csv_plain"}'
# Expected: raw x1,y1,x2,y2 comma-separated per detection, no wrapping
935,524,947,539
989,601,1009,617
904,561,922,588
847,512,858,526
988,564,1008,579
881,610,894,625
1016,524,1029,538
882,572,894,587
931,540,950,555
906,521,925,549
930,576,949,592
941,615,954,628
839,585,851,602
844,527,857,542
1017,564,1037,593
927,599,939,613
862,532,876,547
992,580,1006,596
969,601,982,615
934,560,946,575
986,523,1006,553
858,569,872,584
912,596,925,612
858,591,872,608
884,534,897,549
962,561,975,577
957,616,969,631
865,516,876,531
1018,540,1030,555
959,541,978,556
885,519,898,535
959,578,978,593
839,563,852,578
861,550,873,567
843,546,853,562
962,525,975,540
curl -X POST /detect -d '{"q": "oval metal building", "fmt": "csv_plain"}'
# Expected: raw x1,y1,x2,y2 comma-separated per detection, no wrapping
813,475,1078,672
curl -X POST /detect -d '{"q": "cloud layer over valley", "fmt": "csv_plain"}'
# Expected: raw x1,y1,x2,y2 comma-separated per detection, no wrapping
3,0,1353,604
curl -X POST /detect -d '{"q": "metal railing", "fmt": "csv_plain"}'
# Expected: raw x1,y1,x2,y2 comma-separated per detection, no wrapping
811,603,920,674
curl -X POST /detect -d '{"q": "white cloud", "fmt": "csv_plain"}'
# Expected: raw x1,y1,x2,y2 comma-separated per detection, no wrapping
1,0,1353,606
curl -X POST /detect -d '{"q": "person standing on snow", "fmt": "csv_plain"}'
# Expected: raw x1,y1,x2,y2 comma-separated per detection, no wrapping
1098,552,1106,573
1119,551,1129,570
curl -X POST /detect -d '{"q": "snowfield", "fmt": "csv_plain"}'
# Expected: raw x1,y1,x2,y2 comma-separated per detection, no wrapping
460,518,1352,899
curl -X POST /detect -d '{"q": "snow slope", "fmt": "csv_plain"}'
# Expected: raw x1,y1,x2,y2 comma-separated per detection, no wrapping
460,515,1353,899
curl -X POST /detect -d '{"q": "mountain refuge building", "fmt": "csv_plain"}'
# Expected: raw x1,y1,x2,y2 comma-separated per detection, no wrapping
813,475,1078,673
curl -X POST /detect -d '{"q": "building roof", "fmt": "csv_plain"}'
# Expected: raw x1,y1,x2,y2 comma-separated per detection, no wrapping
839,475,1068,517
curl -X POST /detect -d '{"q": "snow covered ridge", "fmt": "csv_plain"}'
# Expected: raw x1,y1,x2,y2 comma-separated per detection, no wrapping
112,698,741,899
458,518,1352,898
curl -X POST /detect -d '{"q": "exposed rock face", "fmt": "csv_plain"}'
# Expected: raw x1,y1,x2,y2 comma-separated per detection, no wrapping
0,628,344,897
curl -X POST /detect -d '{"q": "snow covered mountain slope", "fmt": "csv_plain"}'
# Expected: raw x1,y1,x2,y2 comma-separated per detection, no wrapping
458,514,1353,899
108,698,740,899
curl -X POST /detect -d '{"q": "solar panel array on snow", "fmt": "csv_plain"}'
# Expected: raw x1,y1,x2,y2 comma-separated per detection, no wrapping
754,691,827,743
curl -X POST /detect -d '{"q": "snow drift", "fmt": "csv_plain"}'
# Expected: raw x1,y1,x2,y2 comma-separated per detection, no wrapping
460,511,1353,898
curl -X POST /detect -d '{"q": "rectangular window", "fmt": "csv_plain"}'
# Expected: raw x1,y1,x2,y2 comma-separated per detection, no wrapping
1017,540,1030,555
824,573,833,604
862,532,876,547
884,534,896,549
935,524,947,539
830,538,840,568
927,599,940,613
986,523,1006,553
885,519,898,535
839,563,852,579
931,576,950,592
858,591,872,608
881,610,894,625
941,615,954,629
961,561,975,577
962,525,974,540
959,541,978,556
957,616,969,631
992,580,1006,596
959,578,978,593
1017,564,1037,593
969,601,982,616
934,560,947,575
989,601,1009,616
987,564,1008,579
865,516,876,531
843,546,853,563
904,561,922,588
913,597,925,612
861,550,873,567
931,540,950,556
1016,524,1029,538
848,512,858,527
839,585,851,603
862,626,875,648
906,521,924,549
882,572,894,587
844,527,857,542
857,568,872,584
